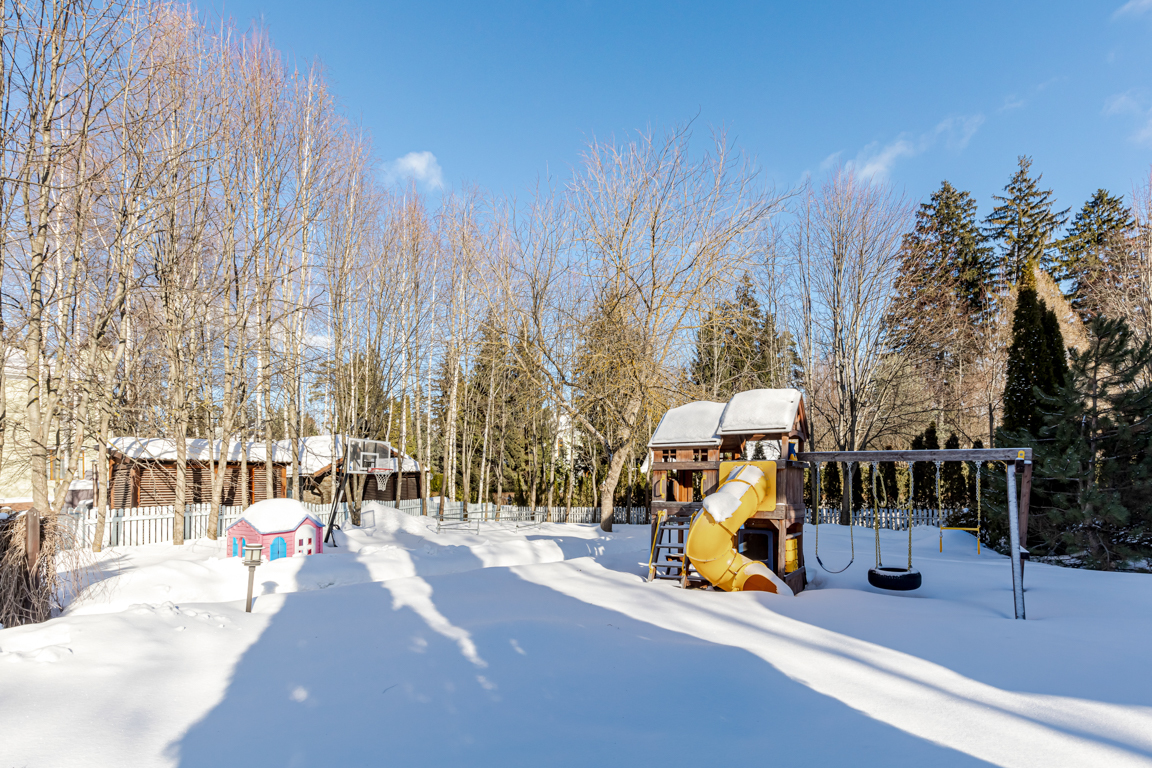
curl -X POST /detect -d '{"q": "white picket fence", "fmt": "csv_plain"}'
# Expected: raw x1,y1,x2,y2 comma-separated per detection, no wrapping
65,501,352,549
814,507,957,530
62,499,650,550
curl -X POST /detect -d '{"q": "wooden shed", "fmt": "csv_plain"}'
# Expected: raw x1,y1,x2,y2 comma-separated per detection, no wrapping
648,388,810,594
108,438,291,509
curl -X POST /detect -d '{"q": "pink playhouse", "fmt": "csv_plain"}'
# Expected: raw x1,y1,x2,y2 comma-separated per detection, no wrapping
225,498,325,560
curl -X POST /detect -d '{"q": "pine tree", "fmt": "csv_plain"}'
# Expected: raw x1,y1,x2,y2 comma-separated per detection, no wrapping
1054,189,1134,319
1002,287,1067,436
690,273,799,399
941,432,967,510
904,181,995,320
984,156,1067,286
1011,317,1152,568
910,423,939,507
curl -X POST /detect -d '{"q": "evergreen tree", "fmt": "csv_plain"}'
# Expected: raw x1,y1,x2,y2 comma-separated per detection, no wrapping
1054,189,1134,319
1004,317,1152,568
910,423,939,507
898,181,995,323
984,156,1067,286
879,449,898,508
1002,287,1067,436
940,432,968,510
822,462,842,509
690,273,799,399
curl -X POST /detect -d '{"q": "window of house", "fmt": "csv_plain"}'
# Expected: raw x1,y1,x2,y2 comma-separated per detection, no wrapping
662,449,675,462
693,448,706,462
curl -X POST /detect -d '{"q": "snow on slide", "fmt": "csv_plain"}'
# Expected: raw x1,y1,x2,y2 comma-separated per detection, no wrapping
1,510,1150,767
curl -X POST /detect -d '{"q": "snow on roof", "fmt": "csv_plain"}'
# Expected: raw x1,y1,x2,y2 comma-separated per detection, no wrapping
282,435,420,475
718,388,803,435
648,401,726,447
226,498,323,535
110,435,419,473
110,437,296,463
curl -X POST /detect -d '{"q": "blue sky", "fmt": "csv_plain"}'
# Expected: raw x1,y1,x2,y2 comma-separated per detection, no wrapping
215,0,1152,217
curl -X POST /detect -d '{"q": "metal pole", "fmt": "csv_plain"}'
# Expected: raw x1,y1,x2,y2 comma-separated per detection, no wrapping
245,565,256,613
1005,462,1026,620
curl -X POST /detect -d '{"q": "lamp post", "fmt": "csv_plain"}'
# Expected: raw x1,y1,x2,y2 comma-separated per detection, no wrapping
242,542,263,613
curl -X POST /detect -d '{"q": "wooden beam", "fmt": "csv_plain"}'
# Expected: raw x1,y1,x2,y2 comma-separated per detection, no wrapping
798,448,1031,462
649,461,721,471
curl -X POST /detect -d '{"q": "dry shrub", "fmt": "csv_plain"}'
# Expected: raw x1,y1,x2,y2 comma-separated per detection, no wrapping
0,513,95,628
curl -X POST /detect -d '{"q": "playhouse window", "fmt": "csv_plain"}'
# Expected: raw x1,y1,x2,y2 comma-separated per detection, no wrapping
693,448,707,462
661,449,675,462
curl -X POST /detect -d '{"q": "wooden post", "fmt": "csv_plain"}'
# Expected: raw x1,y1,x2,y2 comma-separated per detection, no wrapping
26,507,40,572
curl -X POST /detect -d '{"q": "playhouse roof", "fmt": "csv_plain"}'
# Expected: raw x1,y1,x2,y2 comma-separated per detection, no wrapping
648,401,726,447
225,498,323,535
717,388,804,435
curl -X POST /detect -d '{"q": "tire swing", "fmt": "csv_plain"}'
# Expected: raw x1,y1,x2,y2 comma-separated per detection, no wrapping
813,461,855,574
866,460,922,591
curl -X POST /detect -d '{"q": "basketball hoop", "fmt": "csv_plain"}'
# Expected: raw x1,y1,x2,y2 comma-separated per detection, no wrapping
369,468,393,492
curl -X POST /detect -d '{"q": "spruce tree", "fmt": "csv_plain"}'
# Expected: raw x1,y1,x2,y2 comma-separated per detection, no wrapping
690,273,799,399
1054,189,1134,319
1017,316,1152,568
910,423,939,507
984,156,1067,286
1002,285,1067,436
941,432,967,510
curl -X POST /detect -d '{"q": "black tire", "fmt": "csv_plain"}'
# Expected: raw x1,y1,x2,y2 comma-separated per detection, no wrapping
867,567,922,591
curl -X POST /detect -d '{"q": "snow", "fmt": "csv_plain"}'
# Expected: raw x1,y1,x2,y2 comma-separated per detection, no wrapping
718,387,802,434
109,434,420,473
2,510,1152,767
647,401,726,446
702,463,765,522
229,499,322,535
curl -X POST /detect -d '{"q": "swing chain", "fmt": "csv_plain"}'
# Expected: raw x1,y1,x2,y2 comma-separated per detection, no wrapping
871,461,882,567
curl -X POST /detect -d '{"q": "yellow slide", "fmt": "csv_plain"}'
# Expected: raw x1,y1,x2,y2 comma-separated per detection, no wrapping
686,462,793,595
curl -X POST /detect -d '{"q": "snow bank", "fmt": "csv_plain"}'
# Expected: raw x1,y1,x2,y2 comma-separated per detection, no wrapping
648,401,726,446
719,388,802,434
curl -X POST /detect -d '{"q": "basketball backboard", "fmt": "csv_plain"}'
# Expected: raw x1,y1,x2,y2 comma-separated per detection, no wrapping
345,438,398,475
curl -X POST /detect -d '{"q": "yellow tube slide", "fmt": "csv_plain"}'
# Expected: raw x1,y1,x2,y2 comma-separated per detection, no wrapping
686,464,793,595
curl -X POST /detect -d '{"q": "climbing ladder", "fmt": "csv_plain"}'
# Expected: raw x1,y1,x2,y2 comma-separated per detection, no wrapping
648,510,707,587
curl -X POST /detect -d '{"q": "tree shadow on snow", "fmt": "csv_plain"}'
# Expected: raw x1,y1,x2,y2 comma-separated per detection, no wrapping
170,541,1000,768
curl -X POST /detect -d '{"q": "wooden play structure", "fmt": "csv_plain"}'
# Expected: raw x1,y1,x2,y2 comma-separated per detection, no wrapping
647,389,810,595
647,389,1034,619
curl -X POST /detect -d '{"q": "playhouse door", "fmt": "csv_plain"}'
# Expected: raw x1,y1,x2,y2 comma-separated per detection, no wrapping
270,537,287,560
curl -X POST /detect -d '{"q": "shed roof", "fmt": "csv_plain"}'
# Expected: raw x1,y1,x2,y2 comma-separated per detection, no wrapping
109,435,419,473
648,401,726,447
225,498,323,535
717,388,804,435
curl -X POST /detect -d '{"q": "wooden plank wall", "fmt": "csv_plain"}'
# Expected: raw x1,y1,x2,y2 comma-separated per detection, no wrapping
362,472,421,501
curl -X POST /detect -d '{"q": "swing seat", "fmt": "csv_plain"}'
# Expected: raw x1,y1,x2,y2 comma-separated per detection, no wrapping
867,567,922,591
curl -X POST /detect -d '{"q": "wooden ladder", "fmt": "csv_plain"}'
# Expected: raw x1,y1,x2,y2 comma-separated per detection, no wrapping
648,511,707,587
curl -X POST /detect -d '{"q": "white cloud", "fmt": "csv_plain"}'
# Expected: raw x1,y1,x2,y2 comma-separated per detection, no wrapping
1135,117,1152,145
1104,91,1142,115
384,151,444,190
1113,0,1152,17
847,113,985,182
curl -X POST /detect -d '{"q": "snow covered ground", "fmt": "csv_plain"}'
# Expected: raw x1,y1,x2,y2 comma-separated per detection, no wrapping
3,501,1151,767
